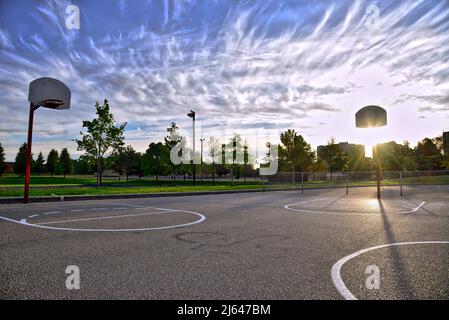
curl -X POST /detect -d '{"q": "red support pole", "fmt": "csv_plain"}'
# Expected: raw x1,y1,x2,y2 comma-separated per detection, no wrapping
24,103,38,204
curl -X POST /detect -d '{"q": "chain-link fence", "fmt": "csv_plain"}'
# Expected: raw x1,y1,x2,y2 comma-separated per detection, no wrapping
262,170,449,196
91,170,449,197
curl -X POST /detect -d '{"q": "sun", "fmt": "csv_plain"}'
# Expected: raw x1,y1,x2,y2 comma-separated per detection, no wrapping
353,127,388,158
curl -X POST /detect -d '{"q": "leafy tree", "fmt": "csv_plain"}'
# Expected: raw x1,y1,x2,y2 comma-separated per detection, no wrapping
414,138,443,170
318,138,355,174
279,129,314,173
329,152,350,172
0,142,5,176
74,156,94,175
59,148,74,178
261,141,278,168
14,143,29,176
141,142,169,180
442,155,449,170
35,152,46,175
109,148,126,180
377,141,417,171
164,122,184,182
120,145,141,181
46,149,59,177
75,99,126,187
309,159,328,172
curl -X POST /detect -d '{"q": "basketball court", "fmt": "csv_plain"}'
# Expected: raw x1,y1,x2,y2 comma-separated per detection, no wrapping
1,186,448,299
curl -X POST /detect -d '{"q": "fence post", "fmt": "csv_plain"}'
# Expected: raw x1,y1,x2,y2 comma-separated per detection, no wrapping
346,173,349,195
292,170,295,188
301,172,304,194
400,171,403,197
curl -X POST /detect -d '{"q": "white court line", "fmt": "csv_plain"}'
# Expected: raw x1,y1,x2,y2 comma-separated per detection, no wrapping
296,198,328,205
133,206,173,210
107,202,147,208
36,209,179,225
43,211,61,215
108,202,176,212
0,207,206,232
410,202,426,214
71,209,86,212
331,241,449,300
29,214,39,218
284,199,426,215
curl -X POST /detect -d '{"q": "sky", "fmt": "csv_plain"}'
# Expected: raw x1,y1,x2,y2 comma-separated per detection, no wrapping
1,0,449,162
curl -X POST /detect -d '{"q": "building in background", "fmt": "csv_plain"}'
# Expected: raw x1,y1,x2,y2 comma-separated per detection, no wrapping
317,142,365,160
443,131,449,155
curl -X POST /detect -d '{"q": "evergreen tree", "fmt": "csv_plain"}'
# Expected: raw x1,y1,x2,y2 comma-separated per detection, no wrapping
35,152,46,175
0,142,5,176
14,143,28,176
46,149,59,177
59,148,74,178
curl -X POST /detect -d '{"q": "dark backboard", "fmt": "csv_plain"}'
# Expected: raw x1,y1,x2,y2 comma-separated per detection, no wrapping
355,105,387,128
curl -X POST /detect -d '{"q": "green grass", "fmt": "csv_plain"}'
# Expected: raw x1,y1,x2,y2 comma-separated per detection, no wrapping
0,184,263,197
1,174,448,198
0,174,261,187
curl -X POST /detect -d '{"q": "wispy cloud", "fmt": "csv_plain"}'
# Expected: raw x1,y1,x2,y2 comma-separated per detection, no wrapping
1,0,449,160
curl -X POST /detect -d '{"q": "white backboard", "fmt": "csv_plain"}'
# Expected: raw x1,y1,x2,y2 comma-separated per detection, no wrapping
28,77,71,109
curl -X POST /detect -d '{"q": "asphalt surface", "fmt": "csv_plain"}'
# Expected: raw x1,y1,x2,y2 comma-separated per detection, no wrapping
0,185,448,299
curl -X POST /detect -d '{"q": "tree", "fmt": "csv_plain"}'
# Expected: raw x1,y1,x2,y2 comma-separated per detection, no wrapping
224,134,244,184
242,140,255,182
442,154,449,170
75,99,126,187
377,141,417,171
46,149,59,177
120,145,141,181
74,156,93,175
279,129,314,173
214,143,229,177
309,159,328,172
0,142,5,176
164,122,184,182
317,138,352,180
415,138,443,170
329,152,350,172
14,143,28,176
35,152,46,175
208,137,220,183
59,148,73,178
141,142,169,180
109,148,126,180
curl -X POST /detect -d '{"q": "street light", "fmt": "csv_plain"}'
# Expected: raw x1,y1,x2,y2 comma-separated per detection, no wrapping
24,77,71,203
187,110,196,186
355,105,387,199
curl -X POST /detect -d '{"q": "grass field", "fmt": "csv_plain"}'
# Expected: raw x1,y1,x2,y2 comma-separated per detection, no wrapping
0,175,262,197
1,174,448,197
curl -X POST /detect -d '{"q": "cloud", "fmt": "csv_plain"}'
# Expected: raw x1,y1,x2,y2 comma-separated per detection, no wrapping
1,0,449,160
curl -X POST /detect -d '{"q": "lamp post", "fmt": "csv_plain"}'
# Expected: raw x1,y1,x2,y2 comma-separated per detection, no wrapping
200,138,205,181
24,77,71,204
187,110,196,186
